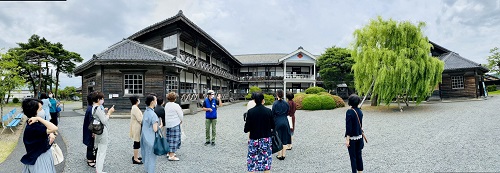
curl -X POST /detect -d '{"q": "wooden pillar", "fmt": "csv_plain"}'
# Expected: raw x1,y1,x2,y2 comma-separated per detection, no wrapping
313,62,316,87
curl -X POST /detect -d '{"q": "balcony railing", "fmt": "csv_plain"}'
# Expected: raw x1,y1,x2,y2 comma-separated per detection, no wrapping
238,76,284,81
179,51,238,81
285,74,315,80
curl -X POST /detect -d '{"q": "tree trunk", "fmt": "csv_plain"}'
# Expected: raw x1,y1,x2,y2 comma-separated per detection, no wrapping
55,68,60,99
371,94,378,106
5,90,11,104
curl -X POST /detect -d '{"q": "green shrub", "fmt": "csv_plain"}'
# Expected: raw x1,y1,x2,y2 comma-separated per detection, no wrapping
302,95,322,110
318,95,336,110
245,86,263,99
305,87,327,94
264,94,275,105
318,92,345,107
293,93,308,110
12,98,19,103
487,85,497,92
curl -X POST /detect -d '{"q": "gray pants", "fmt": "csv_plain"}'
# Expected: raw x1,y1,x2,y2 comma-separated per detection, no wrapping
95,129,108,173
205,119,217,142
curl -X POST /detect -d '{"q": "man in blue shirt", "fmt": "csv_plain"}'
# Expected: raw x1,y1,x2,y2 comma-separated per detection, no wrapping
202,90,222,146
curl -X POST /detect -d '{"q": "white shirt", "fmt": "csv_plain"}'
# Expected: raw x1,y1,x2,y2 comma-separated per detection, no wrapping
164,102,184,128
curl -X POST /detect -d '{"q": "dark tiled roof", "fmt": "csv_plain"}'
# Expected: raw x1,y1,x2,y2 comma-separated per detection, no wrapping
438,52,489,72
233,54,287,65
74,39,185,75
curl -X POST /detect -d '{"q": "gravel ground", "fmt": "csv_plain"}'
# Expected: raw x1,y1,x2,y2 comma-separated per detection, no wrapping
55,97,500,173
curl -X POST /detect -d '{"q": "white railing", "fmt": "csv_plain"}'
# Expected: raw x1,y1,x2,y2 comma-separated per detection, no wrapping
285,74,314,80
179,52,238,81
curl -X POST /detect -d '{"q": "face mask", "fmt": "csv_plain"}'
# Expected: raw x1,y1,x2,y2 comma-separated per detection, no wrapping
99,99,104,105
37,109,45,118
209,95,214,99
49,94,53,98
138,100,140,105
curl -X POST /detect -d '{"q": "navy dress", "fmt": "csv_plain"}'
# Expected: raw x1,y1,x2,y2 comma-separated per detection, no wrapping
272,100,291,145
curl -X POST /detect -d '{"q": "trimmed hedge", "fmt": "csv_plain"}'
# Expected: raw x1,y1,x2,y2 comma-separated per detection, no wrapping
302,95,322,110
305,87,326,94
318,95,336,110
487,85,497,92
293,93,307,110
245,86,263,99
264,94,275,106
13,98,19,103
318,92,346,108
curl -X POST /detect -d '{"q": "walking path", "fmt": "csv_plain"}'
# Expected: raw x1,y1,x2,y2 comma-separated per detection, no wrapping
1,96,500,172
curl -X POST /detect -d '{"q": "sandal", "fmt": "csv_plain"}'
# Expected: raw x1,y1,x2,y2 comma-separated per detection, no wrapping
87,160,96,168
168,157,180,161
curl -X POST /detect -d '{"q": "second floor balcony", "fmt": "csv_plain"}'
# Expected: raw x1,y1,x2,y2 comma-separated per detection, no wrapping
285,73,315,80
238,76,284,81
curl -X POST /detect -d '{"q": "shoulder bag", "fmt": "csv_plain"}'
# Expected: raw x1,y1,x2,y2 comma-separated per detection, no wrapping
51,143,64,165
271,130,283,153
88,107,104,135
153,126,169,156
352,108,368,143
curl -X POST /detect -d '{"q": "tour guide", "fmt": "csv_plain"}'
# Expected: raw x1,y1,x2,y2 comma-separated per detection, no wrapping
202,90,223,146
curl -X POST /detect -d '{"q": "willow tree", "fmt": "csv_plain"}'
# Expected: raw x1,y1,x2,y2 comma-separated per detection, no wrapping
351,16,444,108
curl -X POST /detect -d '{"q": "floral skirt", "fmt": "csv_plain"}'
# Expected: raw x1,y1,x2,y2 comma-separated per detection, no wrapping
247,137,272,172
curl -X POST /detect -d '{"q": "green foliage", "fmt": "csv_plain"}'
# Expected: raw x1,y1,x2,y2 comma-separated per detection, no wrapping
318,92,345,107
318,46,354,90
245,86,262,99
0,52,25,106
302,95,322,110
58,86,78,100
351,16,444,106
263,94,274,106
318,95,336,110
305,87,326,94
487,47,500,74
293,93,307,110
487,85,497,92
3,34,83,99
12,98,19,104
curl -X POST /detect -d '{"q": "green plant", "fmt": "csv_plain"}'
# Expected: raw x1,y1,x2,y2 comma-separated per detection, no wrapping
487,85,497,92
318,92,345,107
12,98,19,103
318,95,336,110
293,93,307,110
264,94,275,105
305,87,326,94
245,86,262,99
302,95,322,110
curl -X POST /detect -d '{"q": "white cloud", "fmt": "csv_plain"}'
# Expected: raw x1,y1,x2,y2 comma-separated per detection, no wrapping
1,0,498,88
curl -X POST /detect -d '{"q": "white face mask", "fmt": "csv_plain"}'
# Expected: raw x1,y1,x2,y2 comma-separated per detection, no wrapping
49,94,53,98
99,99,104,105
138,100,140,105
37,109,45,118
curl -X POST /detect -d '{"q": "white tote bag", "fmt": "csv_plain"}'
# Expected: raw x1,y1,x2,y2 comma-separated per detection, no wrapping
51,143,64,165
287,116,293,129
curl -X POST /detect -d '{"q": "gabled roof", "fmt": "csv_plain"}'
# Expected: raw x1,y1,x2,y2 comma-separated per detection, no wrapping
128,10,242,65
74,39,185,75
438,52,489,72
234,53,287,65
278,47,317,62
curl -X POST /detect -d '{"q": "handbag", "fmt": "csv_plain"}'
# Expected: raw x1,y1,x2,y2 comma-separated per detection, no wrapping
243,112,247,121
88,107,104,135
352,108,368,143
271,130,283,154
51,143,64,165
153,127,169,156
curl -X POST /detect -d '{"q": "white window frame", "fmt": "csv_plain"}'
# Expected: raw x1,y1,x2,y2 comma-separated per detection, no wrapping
451,76,464,89
124,74,144,95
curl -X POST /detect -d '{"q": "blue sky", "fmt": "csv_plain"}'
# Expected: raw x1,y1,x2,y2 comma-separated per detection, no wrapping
1,0,499,88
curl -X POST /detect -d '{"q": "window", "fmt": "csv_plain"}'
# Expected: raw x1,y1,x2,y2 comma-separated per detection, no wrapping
124,74,144,95
451,76,464,89
166,75,178,93
163,34,178,50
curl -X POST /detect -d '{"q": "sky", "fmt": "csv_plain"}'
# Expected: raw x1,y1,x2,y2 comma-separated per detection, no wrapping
1,0,499,88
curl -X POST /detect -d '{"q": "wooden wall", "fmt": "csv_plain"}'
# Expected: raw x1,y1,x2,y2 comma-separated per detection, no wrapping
440,71,479,98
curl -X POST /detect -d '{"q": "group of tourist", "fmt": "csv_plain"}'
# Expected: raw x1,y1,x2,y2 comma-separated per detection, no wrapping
19,88,364,173
244,91,365,173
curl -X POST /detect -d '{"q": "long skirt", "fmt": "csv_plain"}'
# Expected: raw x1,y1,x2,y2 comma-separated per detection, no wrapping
247,137,272,172
166,124,181,153
23,149,56,173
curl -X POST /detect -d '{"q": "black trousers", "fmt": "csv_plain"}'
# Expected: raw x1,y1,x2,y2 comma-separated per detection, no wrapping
347,139,364,173
86,137,97,160
50,112,59,126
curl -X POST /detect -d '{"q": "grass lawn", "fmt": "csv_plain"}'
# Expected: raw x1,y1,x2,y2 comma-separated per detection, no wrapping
488,90,500,95
0,123,24,164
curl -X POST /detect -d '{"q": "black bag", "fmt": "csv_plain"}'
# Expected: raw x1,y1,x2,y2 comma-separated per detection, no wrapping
243,112,247,121
88,107,104,135
271,130,283,154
